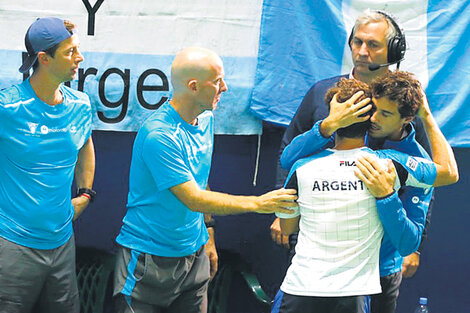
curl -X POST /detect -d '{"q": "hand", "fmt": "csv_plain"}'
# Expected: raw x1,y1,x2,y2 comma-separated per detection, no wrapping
320,91,372,137
255,189,298,214
417,87,432,120
354,153,396,198
402,252,420,278
71,195,90,221
270,217,290,248
205,227,218,280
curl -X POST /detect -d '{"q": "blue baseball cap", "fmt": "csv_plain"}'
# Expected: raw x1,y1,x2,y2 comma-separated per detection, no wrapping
19,17,74,73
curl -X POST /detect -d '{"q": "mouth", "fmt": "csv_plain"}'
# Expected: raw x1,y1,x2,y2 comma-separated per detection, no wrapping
369,123,380,132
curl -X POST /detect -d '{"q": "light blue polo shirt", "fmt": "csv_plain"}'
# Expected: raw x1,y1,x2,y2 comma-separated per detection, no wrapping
0,79,92,249
117,102,214,257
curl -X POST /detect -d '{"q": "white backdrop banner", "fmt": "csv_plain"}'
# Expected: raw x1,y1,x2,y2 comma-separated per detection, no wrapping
0,0,263,135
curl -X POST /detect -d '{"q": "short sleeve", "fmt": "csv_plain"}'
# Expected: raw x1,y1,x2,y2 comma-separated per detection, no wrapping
276,171,300,218
142,130,194,191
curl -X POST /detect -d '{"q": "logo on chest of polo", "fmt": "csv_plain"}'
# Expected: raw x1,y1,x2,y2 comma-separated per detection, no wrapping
27,122,39,134
26,123,77,136
312,180,365,191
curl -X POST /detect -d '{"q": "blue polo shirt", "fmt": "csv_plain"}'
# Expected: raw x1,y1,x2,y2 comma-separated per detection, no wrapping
0,79,92,249
116,102,214,257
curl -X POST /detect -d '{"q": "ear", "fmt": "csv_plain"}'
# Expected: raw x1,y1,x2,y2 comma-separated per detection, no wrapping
37,51,49,66
187,79,198,92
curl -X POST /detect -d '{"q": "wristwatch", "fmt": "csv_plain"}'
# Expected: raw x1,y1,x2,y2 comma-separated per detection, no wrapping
204,219,216,229
77,188,97,202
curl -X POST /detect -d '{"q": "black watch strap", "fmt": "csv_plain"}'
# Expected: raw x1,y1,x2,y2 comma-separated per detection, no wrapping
204,219,216,229
77,188,96,202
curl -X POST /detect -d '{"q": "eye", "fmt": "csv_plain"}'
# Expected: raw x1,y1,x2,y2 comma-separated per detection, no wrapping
352,38,362,46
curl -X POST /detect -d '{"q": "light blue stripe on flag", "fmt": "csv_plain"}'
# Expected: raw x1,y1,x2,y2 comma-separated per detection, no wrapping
0,50,261,135
250,0,470,147
426,1,470,146
250,0,346,127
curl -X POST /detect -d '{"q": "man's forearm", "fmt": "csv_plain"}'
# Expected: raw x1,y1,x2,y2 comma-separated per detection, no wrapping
280,120,333,170
75,137,95,189
376,190,430,256
171,181,297,216
419,100,459,186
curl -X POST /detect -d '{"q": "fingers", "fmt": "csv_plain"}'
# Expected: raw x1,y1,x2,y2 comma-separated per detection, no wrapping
354,103,372,119
275,188,297,195
357,154,383,174
353,97,371,109
347,90,365,104
270,219,290,248
270,189,298,203
354,168,369,184
402,266,418,278
281,234,290,249
331,93,339,104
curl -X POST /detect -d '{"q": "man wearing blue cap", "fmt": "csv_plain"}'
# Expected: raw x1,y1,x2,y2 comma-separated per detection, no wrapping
0,17,95,313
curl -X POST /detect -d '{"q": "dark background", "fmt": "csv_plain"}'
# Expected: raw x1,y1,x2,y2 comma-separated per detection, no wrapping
74,123,470,313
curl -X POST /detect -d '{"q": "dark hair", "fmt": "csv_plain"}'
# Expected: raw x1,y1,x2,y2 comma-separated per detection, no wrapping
324,78,372,138
32,20,76,71
370,71,422,119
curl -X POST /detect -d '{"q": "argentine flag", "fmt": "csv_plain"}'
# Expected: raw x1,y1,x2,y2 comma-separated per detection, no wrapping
250,0,470,146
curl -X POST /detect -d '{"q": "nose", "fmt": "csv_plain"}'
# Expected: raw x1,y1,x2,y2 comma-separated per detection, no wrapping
76,48,84,63
220,78,228,93
370,111,378,123
358,42,369,56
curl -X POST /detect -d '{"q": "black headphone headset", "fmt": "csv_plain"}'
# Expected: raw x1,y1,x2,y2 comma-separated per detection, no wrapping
348,10,406,65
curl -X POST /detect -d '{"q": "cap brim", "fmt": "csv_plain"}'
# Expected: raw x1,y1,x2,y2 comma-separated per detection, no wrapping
18,54,38,73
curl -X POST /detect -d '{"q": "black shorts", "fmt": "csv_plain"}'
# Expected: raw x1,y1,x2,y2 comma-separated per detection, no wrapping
370,271,402,313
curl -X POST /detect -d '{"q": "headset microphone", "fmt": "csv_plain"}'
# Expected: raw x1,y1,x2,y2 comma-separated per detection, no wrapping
368,57,404,71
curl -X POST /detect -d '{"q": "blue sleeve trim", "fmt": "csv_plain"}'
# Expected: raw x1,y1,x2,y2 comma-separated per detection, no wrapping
376,188,431,256
280,120,334,169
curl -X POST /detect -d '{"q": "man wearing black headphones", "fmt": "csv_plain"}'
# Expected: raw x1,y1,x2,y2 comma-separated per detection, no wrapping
270,9,433,313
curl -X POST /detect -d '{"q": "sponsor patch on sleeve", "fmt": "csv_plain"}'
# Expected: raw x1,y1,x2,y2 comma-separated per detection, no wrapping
406,157,418,171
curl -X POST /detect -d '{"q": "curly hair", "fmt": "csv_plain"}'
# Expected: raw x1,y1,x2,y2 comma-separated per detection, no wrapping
370,71,422,118
324,78,372,138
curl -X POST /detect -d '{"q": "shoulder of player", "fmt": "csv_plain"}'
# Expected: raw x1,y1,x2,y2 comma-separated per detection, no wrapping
61,85,91,107
198,110,214,120
293,149,335,171
0,85,27,109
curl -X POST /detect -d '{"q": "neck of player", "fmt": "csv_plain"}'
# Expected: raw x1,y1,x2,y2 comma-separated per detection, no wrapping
29,70,63,106
334,136,365,150
353,66,388,85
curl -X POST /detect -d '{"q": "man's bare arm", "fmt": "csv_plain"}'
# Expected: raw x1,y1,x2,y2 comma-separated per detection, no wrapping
418,91,459,186
72,137,95,220
170,180,298,215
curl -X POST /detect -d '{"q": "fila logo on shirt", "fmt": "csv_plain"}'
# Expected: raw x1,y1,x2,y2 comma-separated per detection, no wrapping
339,160,356,167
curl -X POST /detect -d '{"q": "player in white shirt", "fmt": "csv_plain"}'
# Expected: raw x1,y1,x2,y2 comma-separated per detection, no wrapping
274,79,447,313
